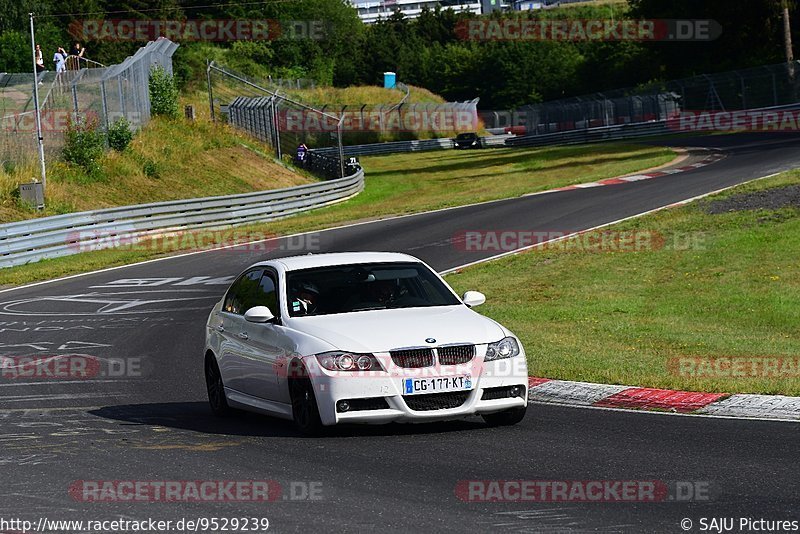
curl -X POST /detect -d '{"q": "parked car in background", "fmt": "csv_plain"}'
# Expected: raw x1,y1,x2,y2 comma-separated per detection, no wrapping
453,132,484,149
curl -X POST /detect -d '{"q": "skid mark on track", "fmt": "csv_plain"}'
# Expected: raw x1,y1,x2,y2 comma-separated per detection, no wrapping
132,441,243,452
486,509,636,533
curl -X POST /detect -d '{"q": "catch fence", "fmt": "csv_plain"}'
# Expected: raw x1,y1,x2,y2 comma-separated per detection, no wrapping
207,62,479,178
0,38,178,172
484,61,800,136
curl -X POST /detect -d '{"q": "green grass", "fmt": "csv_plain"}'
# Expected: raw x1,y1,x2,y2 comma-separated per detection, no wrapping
280,85,445,107
0,142,674,287
447,171,800,396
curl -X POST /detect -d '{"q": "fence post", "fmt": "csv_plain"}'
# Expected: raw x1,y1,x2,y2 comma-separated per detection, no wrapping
71,84,79,113
206,59,215,122
337,116,345,178
772,72,778,106
99,79,110,142
273,97,281,160
738,73,747,109
117,77,126,116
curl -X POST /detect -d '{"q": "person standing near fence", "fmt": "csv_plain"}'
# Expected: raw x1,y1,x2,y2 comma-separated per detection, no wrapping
296,143,308,167
53,47,67,73
35,44,45,84
68,42,85,69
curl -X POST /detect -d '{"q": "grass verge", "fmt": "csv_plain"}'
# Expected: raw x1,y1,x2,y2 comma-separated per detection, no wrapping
447,171,800,396
0,143,674,287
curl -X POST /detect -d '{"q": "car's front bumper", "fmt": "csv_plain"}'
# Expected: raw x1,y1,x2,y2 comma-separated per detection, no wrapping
305,350,529,426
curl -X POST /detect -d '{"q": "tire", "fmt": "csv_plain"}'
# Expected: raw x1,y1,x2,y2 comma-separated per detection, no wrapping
290,375,324,436
205,354,232,417
482,405,527,427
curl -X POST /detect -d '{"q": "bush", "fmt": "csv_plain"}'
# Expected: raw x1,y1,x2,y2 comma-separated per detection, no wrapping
142,159,160,179
107,117,134,151
62,115,105,176
149,65,179,119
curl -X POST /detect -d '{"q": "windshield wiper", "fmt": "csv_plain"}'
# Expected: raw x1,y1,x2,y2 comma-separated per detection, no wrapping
350,306,387,312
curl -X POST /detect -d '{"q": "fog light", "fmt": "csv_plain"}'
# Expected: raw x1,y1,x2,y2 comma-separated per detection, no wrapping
337,400,350,413
509,386,521,398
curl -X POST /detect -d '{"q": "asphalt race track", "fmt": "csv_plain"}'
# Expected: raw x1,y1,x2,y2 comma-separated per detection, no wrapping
1,132,799,533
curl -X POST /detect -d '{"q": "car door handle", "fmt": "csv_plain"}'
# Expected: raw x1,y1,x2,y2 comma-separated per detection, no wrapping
237,332,249,340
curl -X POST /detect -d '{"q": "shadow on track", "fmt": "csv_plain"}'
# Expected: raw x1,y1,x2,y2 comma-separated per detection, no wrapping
89,402,502,439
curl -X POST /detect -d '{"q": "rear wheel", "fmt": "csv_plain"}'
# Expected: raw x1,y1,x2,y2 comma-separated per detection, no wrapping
290,374,323,436
205,354,231,417
482,405,527,427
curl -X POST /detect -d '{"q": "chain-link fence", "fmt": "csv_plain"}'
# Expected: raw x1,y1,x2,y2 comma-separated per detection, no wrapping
1,38,178,173
208,61,347,179
483,61,800,135
207,61,479,179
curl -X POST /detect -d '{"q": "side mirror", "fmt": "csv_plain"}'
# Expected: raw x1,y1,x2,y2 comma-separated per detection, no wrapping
244,306,275,323
462,291,486,308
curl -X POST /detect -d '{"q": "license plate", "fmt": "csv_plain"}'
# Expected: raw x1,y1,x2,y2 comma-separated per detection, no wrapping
402,375,472,395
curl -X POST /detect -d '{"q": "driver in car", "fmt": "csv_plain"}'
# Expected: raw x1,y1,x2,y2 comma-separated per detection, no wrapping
291,282,320,315
365,280,396,304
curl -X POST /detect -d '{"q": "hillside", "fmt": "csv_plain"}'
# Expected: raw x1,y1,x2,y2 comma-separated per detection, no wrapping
0,107,313,222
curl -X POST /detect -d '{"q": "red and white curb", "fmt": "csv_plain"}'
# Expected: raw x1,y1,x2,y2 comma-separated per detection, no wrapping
552,150,726,192
526,378,800,422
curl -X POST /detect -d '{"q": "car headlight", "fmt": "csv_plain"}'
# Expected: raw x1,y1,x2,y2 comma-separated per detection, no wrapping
316,352,383,372
484,337,520,361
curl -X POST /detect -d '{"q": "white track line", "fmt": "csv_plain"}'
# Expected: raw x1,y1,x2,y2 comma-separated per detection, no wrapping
0,148,719,296
441,171,782,274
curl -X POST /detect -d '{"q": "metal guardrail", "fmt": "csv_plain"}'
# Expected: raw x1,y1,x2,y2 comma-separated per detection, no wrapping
506,102,800,148
311,137,454,157
0,167,364,269
506,121,671,148
311,133,514,157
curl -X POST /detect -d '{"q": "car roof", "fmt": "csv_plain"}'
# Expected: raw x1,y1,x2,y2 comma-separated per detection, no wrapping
257,252,422,272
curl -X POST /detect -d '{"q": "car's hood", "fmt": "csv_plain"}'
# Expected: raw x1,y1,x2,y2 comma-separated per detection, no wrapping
284,305,505,353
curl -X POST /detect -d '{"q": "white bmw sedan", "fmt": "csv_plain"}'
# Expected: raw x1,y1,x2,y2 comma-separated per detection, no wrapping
204,252,529,434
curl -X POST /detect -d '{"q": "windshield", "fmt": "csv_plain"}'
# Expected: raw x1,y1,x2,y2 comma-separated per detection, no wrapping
285,262,462,317
456,133,477,140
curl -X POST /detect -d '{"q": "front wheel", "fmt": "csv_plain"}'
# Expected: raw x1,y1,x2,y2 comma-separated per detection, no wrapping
482,405,527,427
290,377,323,436
205,354,231,417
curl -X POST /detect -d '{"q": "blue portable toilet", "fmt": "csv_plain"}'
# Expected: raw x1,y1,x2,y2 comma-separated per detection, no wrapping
384,72,396,89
